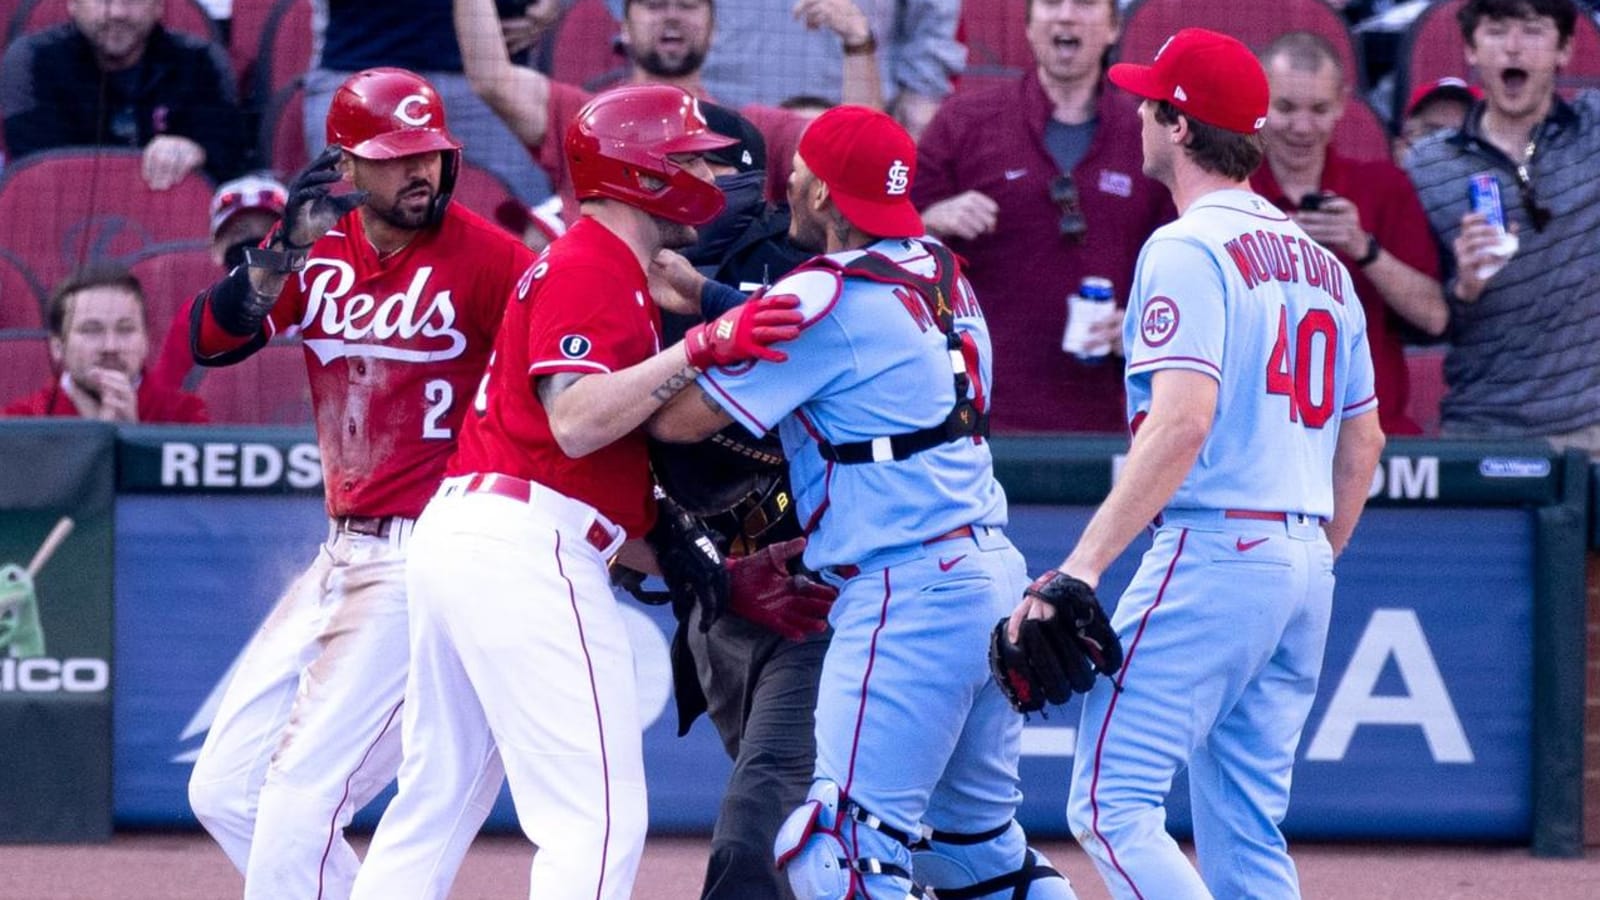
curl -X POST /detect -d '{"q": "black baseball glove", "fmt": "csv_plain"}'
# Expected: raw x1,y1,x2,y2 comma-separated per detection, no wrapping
645,492,730,631
990,570,1123,714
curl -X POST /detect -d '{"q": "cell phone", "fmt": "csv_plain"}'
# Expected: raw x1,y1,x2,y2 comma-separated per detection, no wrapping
1298,192,1330,212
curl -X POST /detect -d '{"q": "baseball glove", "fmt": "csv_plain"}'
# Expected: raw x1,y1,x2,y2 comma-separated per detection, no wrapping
990,570,1123,714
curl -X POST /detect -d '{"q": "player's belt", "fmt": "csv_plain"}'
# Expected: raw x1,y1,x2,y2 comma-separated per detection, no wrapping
1223,509,1319,524
454,472,615,553
831,524,977,580
336,515,398,538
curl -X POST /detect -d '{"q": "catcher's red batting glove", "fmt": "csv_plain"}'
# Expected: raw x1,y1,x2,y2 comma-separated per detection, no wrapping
684,293,803,371
725,537,836,640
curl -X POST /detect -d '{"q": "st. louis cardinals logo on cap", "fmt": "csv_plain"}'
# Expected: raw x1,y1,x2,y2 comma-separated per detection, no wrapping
395,94,433,126
1141,296,1179,347
885,160,910,196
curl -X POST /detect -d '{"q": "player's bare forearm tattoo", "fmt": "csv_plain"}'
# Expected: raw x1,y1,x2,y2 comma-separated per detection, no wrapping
651,366,699,403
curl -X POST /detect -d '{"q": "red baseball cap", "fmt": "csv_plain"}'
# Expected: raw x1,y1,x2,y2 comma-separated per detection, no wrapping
209,174,288,240
797,105,922,238
1108,28,1269,135
1404,77,1482,117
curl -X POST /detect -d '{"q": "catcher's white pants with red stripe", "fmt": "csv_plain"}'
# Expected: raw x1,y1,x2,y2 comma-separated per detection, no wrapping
351,476,646,900
188,520,413,900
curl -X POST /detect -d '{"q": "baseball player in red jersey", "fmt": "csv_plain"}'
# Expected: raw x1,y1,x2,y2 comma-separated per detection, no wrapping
185,68,535,899
347,83,804,900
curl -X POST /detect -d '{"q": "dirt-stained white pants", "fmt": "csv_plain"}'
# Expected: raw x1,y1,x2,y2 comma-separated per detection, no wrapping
351,474,646,900
188,519,413,900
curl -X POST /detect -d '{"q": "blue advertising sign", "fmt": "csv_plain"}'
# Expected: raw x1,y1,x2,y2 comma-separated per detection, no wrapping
114,498,1533,839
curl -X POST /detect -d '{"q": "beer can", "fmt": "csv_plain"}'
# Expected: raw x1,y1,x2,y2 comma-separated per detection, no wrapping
1468,173,1506,230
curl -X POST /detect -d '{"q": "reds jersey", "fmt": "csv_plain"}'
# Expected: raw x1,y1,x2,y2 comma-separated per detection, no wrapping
451,218,661,538
1125,189,1377,519
702,238,1007,569
203,203,533,519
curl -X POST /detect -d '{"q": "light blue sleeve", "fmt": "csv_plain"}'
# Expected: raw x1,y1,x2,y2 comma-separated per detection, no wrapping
1125,236,1226,383
701,269,851,437
1341,292,1380,419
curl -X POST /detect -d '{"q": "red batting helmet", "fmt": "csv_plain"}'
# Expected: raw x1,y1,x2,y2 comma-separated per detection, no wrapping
326,67,461,225
565,84,736,226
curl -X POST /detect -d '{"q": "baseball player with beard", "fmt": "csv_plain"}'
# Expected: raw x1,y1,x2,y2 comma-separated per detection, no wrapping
348,84,806,900
186,67,535,898
1007,29,1386,899
652,105,1077,900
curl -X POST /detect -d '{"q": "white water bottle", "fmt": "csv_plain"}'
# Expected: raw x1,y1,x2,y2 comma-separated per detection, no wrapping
1062,277,1117,364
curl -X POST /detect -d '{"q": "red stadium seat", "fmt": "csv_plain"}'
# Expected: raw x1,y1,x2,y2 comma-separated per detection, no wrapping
8,0,220,43
451,161,524,235
0,247,45,330
1398,0,1600,125
228,0,279,97
0,328,52,410
1337,93,1395,162
192,336,312,425
955,0,1031,95
551,0,626,91
122,241,218,352
1119,0,1363,89
260,80,309,180
256,0,312,108
0,149,213,291
1404,345,1447,437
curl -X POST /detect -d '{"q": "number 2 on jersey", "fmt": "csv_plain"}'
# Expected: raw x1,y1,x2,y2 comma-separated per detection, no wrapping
422,379,454,439
1265,306,1337,428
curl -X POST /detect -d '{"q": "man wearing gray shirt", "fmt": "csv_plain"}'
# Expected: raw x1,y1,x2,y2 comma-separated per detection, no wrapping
1405,0,1600,452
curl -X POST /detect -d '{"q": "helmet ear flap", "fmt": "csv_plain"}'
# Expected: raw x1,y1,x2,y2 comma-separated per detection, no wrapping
429,149,460,226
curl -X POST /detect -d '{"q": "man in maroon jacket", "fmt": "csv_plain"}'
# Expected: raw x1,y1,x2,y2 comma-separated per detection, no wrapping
3,266,207,422
914,0,1171,433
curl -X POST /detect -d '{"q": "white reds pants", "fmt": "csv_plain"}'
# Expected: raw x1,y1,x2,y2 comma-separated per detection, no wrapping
350,473,646,900
187,519,414,900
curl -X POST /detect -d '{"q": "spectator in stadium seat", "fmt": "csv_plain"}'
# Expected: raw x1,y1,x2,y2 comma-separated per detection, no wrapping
687,0,964,139
0,0,246,188
1394,76,1482,164
1251,31,1447,436
302,0,560,206
456,0,882,218
1405,0,1600,452
911,0,1171,433
147,173,289,392
3,266,207,422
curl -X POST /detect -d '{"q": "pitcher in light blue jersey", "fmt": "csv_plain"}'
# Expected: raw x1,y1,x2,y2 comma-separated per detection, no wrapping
1008,29,1387,900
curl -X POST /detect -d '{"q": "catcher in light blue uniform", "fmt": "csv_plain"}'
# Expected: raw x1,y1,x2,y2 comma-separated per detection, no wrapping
1007,30,1387,900
652,105,1076,900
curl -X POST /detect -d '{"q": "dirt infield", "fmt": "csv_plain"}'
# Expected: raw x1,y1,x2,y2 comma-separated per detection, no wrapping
2,832,1597,898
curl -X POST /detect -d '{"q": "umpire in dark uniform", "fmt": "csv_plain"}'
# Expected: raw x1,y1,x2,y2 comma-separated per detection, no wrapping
626,104,829,900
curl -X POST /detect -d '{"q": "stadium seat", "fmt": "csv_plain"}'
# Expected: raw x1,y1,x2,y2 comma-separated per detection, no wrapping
260,80,308,180
1397,0,1600,125
192,336,312,425
122,242,217,353
1404,345,1447,437
551,0,626,92
0,328,52,409
228,0,280,97
1119,0,1364,89
256,0,313,109
955,0,1030,95
0,149,213,291
8,0,220,44
451,161,523,234
1337,93,1395,162
0,247,45,330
